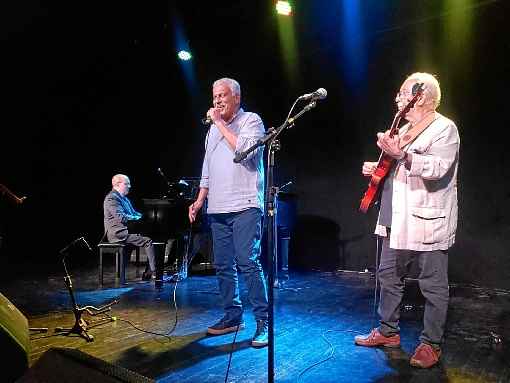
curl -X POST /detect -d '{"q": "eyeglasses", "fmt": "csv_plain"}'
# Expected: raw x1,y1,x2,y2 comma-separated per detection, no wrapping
396,90,412,100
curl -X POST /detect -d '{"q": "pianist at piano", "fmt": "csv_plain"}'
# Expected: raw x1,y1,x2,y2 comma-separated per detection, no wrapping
103,174,156,281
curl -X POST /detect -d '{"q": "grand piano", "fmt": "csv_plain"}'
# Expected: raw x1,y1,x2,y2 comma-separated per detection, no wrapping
133,177,296,284
131,177,203,282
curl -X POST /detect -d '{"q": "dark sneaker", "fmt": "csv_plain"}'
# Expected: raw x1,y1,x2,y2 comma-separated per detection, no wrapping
142,270,154,281
410,343,441,368
251,320,268,347
207,316,245,335
354,328,401,348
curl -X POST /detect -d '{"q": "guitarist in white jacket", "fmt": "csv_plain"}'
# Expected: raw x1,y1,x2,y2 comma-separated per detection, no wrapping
355,72,460,369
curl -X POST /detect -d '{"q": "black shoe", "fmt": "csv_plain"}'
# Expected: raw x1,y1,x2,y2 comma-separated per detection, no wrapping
142,270,153,281
251,319,268,347
207,316,245,335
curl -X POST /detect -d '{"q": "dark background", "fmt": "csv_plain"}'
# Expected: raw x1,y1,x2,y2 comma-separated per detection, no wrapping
1,1,509,289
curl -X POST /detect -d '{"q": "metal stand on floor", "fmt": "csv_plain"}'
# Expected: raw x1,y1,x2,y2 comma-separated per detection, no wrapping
272,181,292,289
54,237,118,342
168,226,193,282
182,225,196,278
234,91,325,383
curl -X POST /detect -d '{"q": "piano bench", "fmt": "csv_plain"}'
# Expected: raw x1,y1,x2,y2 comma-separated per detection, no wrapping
98,243,140,286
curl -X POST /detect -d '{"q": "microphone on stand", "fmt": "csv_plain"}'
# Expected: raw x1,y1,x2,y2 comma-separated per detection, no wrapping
298,88,328,101
70,237,84,247
157,167,171,187
81,237,92,252
59,236,89,255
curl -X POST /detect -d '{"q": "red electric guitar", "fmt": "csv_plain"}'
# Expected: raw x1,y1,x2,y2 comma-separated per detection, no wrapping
359,83,425,213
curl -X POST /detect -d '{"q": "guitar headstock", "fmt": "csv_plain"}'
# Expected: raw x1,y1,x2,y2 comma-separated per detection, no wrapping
412,82,425,96
389,82,426,137
402,82,425,113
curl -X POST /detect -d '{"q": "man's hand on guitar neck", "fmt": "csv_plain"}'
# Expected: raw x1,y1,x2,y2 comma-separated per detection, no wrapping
376,130,405,160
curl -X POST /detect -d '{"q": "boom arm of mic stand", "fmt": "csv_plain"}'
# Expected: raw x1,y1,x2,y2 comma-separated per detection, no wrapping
233,101,316,164
233,128,278,163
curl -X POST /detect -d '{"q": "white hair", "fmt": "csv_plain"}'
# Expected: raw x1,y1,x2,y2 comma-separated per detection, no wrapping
112,174,129,187
406,72,442,109
213,77,241,97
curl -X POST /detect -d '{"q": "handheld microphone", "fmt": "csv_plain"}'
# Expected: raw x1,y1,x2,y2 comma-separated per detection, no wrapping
201,116,212,125
298,88,328,101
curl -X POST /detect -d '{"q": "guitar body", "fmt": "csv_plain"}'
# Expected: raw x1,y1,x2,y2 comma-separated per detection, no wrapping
359,154,395,213
359,82,425,213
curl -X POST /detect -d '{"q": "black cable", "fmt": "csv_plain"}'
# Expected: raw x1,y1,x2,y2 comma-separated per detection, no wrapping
32,278,181,342
296,328,363,383
224,324,241,383
166,277,179,336
193,290,220,295
30,332,70,341
109,234,183,339
86,277,180,340
32,237,182,342
295,252,383,383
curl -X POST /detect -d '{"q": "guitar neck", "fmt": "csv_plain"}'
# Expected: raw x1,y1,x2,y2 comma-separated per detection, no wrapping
375,112,403,167
359,83,425,213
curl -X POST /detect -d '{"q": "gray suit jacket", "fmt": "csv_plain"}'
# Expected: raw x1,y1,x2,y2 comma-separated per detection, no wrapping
103,190,140,242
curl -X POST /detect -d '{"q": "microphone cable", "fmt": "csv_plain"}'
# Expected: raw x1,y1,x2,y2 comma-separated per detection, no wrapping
223,324,241,383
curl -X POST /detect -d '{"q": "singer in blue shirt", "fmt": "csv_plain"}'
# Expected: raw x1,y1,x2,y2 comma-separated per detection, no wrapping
189,77,269,347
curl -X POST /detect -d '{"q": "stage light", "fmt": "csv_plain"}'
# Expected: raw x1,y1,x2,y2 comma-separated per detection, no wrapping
276,1,298,85
276,1,292,16
177,50,192,61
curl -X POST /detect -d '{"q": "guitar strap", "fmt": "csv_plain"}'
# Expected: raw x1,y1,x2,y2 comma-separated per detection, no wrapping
398,112,439,149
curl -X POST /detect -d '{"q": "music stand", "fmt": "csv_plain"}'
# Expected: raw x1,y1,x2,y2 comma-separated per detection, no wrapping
234,99,320,383
54,237,117,342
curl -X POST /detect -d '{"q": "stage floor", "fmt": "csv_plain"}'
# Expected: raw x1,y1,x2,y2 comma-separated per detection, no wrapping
1,260,509,383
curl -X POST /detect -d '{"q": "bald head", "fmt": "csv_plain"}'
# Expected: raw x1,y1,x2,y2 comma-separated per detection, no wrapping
112,174,131,196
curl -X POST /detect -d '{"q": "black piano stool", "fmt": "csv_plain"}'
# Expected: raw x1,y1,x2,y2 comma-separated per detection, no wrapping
98,243,140,286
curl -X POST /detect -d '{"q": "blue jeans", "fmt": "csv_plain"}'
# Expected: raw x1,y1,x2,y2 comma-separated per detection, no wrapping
209,208,268,321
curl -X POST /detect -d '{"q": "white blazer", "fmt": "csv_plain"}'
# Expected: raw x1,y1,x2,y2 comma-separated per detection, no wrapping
375,112,460,251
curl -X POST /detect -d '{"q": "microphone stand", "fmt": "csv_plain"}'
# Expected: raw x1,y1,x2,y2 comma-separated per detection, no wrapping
157,168,173,198
54,237,118,342
273,180,292,289
234,100,317,383
233,101,317,164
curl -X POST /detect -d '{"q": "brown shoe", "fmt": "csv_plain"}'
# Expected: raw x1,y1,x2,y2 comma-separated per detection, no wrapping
410,343,441,368
354,328,400,348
